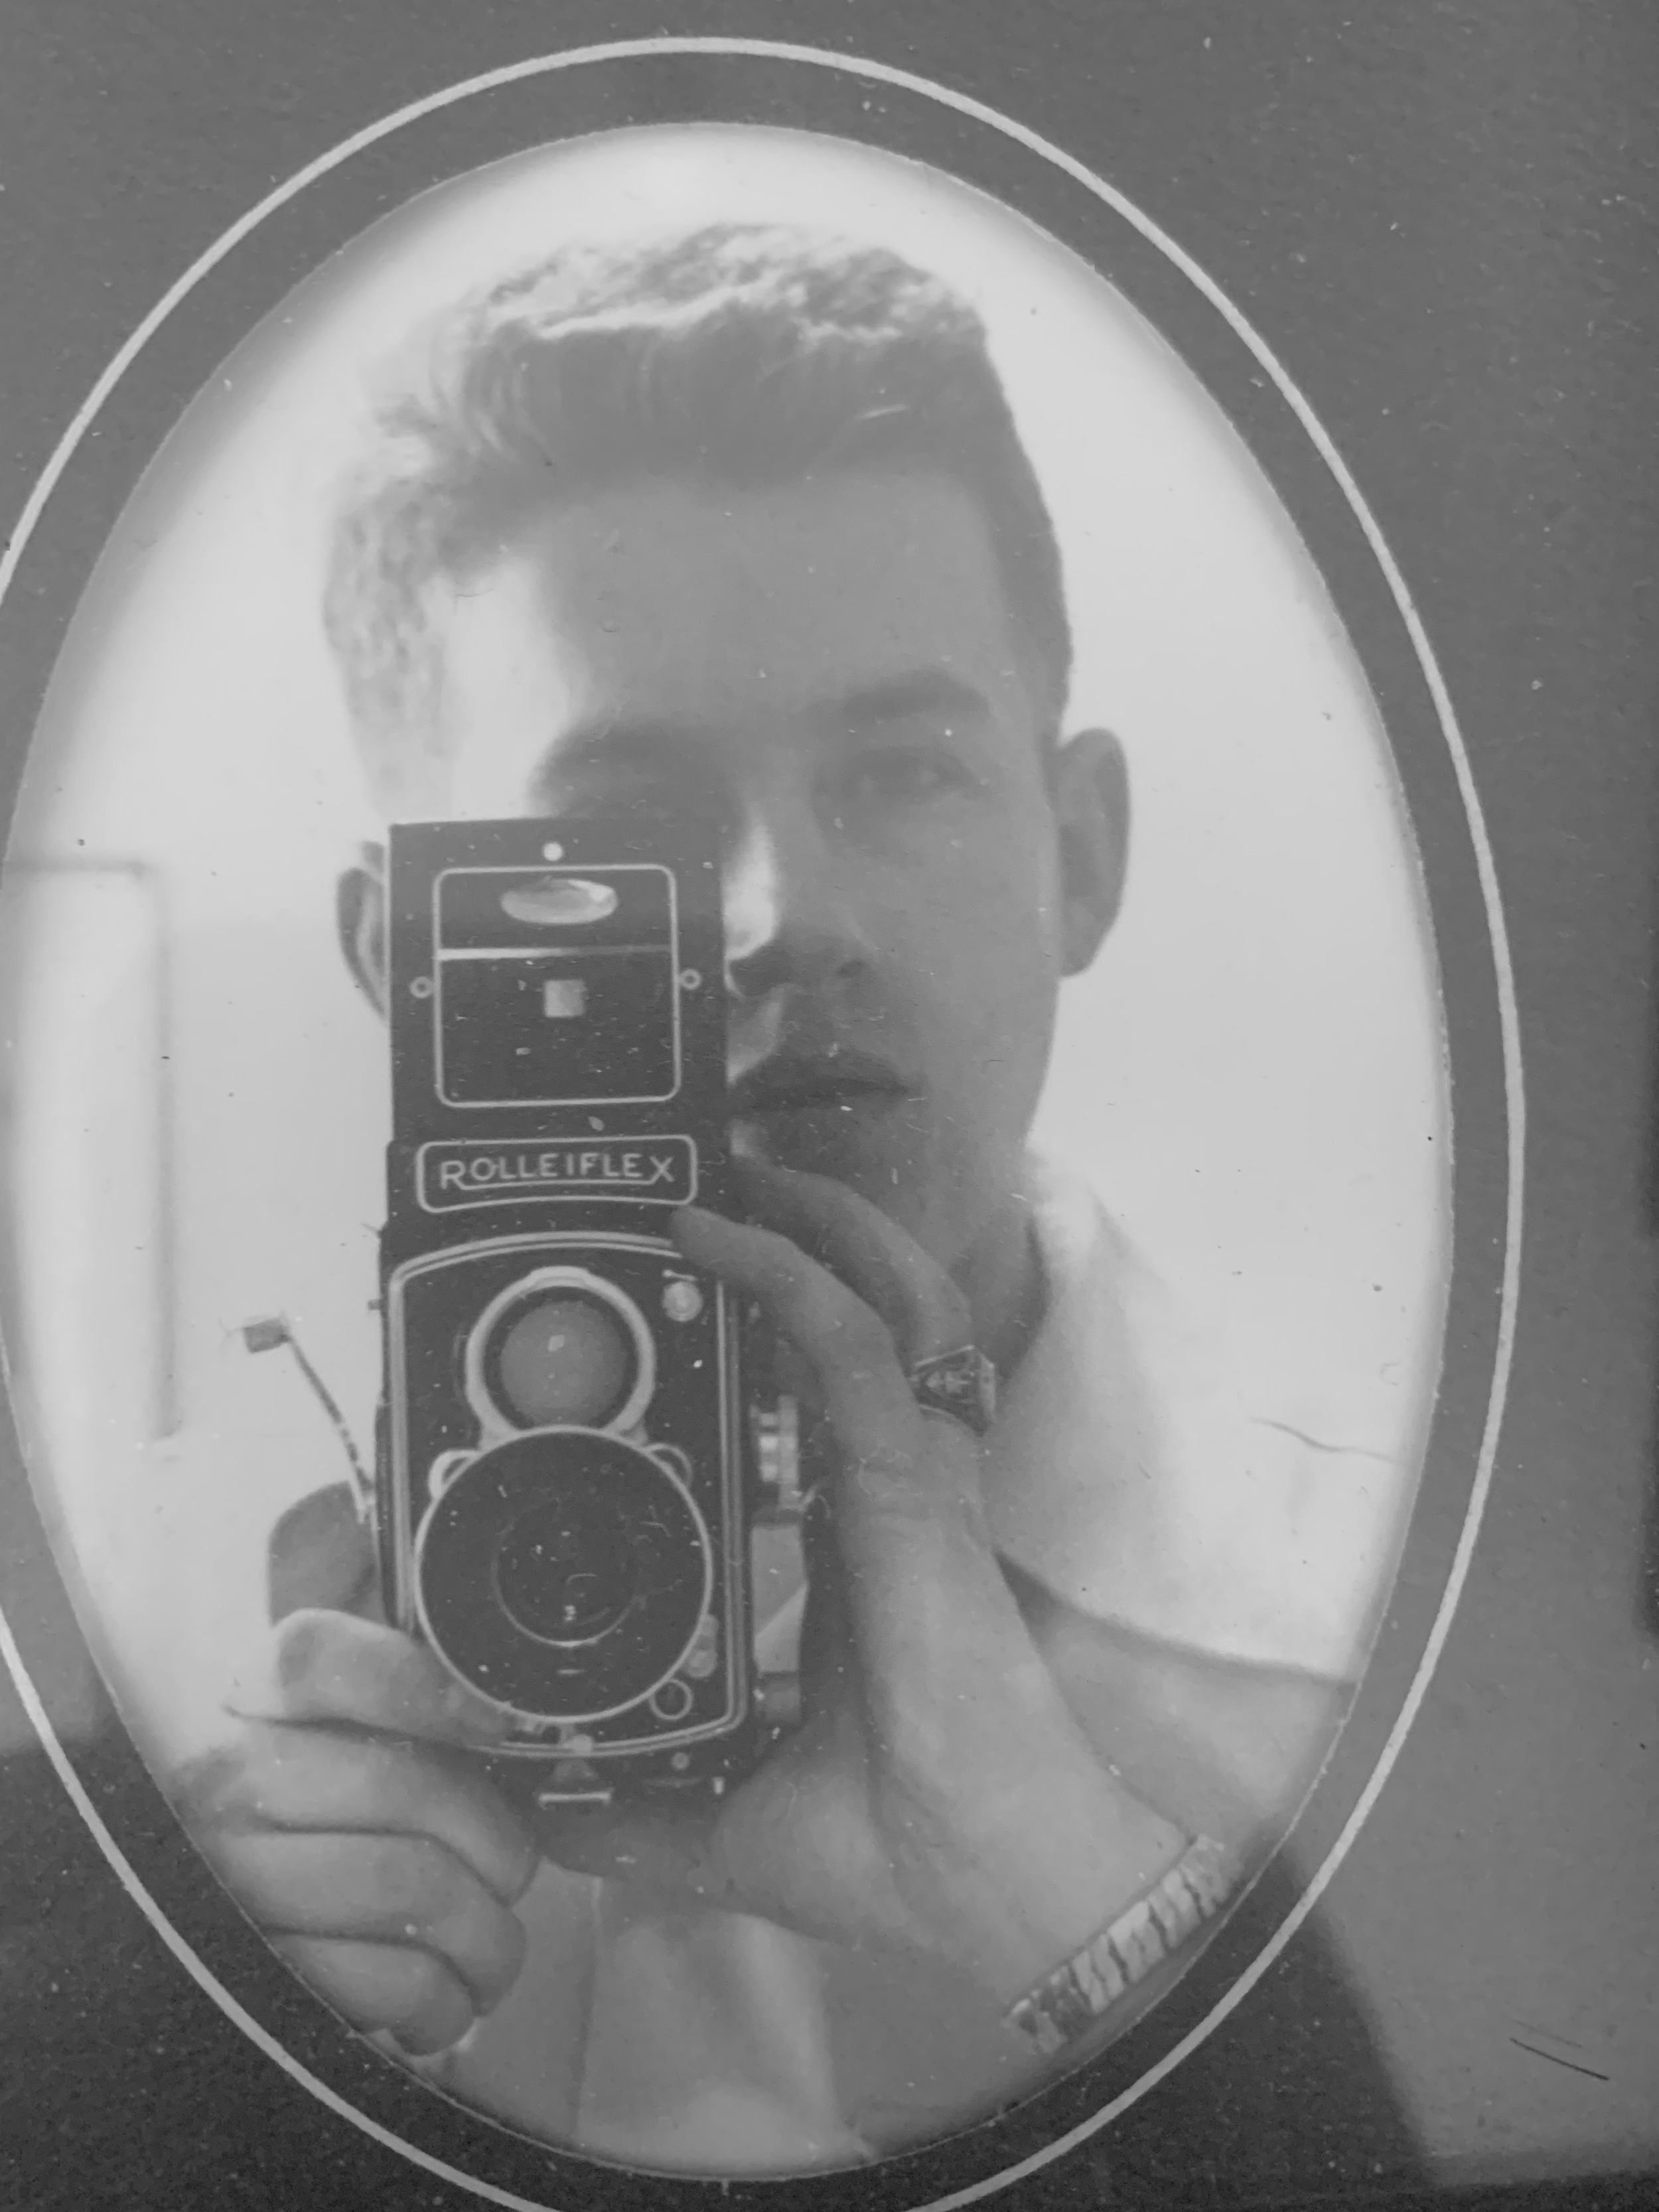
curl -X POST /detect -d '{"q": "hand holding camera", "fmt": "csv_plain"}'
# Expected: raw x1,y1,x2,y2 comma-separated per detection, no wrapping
173,1513,541,2055
516,1159,1187,2008
180,802,1183,2053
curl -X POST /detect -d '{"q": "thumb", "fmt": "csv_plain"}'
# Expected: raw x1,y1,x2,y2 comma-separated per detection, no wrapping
267,1483,378,1623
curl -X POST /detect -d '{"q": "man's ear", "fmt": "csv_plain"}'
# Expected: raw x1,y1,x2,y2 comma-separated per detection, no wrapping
336,846,388,1018
1050,727,1130,976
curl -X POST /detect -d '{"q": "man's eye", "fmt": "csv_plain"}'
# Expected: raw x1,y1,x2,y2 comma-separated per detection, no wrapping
843,748,974,802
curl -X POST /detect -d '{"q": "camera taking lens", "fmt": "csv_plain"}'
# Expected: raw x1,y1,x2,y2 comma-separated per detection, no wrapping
414,1430,713,1721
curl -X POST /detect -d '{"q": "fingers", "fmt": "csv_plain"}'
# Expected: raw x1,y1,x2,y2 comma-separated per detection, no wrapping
271,1935,474,2057
230,1610,510,1748
179,1724,538,1905
674,1180,1050,1766
673,1205,1010,1700
733,1159,972,1366
177,1608,540,2055
214,1828,526,2012
673,1205,925,1488
267,1485,377,1623
675,1199,985,1530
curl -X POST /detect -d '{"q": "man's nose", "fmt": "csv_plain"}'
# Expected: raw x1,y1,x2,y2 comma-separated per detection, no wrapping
721,800,873,1000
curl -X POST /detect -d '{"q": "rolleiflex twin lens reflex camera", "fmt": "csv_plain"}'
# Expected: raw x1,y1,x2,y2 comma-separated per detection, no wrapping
377,806,801,1809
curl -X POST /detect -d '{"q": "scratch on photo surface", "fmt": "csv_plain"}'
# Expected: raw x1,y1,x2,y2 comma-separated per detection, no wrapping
1250,1418,1394,1463
1507,2031,1610,2084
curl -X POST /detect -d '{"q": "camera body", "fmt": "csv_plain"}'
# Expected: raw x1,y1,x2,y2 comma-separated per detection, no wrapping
376,806,794,1808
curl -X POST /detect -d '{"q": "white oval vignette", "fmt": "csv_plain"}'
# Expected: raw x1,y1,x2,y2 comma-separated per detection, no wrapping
0,39,1520,2212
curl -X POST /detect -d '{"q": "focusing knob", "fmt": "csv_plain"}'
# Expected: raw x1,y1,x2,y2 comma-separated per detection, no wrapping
753,1395,804,1523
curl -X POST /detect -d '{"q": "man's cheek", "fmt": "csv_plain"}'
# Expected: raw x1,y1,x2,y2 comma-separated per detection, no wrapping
954,948,1058,1077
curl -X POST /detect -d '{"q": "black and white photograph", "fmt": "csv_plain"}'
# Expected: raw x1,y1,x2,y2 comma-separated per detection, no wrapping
3,111,1453,2177
0,15,1654,2212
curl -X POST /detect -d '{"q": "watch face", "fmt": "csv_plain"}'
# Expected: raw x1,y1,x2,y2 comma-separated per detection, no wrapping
0,19,1646,2212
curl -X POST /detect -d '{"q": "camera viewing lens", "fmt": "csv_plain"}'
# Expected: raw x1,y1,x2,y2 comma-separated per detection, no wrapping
488,1292,634,1429
493,1492,635,1642
413,1429,712,1722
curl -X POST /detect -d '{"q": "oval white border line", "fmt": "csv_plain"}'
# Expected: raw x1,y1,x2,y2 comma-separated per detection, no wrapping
0,37,1524,2212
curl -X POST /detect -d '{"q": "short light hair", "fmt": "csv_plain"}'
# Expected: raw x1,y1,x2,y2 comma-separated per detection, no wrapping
323,223,1073,808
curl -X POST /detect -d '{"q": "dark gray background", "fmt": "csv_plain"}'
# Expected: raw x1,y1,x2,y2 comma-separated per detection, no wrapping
0,4,1655,2207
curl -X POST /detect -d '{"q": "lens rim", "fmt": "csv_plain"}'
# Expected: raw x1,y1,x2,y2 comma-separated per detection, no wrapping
411,1427,713,1725
463,1264,655,1436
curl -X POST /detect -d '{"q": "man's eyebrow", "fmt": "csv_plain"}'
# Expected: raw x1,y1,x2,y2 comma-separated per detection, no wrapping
831,670,993,733
524,674,993,799
528,719,713,797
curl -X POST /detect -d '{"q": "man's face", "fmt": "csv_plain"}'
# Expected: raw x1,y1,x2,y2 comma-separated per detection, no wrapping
425,471,1117,1272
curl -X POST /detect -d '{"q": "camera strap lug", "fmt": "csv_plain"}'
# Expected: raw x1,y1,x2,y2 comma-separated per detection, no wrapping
755,1670,802,1733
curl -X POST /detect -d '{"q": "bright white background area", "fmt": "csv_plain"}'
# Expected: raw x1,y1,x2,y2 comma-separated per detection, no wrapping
4,126,1447,1759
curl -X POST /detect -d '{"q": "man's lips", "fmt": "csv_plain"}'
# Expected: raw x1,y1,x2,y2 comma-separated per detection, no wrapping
729,1050,912,1119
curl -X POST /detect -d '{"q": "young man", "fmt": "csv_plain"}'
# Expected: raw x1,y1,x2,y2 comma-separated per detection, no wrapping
180,225,1407,2170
